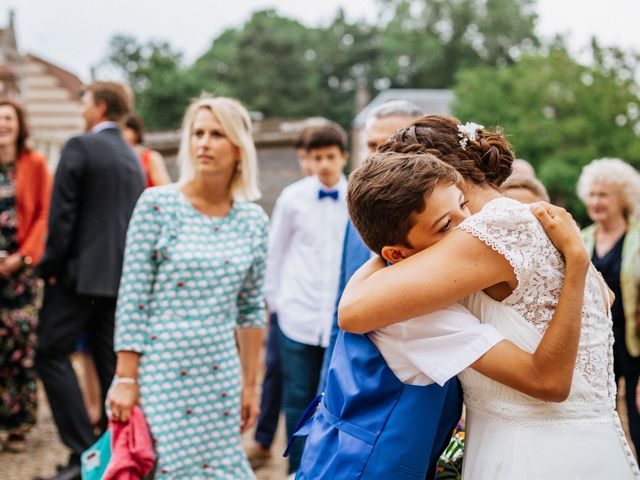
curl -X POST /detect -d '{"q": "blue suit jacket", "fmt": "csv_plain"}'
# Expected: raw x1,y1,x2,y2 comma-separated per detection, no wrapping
317,219,371,393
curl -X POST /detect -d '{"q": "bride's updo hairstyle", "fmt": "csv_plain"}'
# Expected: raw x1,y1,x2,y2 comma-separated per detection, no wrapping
378,115,514,188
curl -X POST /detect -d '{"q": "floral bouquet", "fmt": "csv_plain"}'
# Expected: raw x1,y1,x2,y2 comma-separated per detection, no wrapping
436,422,464,479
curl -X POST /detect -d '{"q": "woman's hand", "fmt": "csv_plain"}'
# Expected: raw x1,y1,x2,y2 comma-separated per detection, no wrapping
530,202,589,269
240,385,259,433
107,382,139,423
0,253,23,279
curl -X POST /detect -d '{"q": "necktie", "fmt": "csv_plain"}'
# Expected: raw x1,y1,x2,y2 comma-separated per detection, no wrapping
318,189,339,201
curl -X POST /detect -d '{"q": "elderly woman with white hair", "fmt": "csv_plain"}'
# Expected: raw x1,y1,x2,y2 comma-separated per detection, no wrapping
108,95,268,478
578,157,640,458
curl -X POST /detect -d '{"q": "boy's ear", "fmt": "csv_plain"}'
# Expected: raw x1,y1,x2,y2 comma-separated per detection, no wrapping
380,246,406,264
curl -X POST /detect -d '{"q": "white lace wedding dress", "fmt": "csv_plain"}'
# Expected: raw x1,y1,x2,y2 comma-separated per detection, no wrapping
457,197,640,479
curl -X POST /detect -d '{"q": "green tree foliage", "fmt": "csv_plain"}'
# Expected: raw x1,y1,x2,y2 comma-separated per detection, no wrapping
374,0,539,88
101,34,198,129
192,10,318,118
304,11,381,129
452,41,640,221
99,0,540,130
191,9,380,129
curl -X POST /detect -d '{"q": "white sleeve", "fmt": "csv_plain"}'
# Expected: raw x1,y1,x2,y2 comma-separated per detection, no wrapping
263,192,294,312
401,306,504,386
457,198,542,290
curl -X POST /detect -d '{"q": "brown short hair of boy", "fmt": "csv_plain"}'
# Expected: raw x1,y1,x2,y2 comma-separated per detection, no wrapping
348,152,462,255
85,81,132,122
306,123,348,153
293,126,311,150
500,174,550,202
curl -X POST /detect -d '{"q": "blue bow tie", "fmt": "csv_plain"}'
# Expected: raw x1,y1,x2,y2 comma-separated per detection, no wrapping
318,189,339,201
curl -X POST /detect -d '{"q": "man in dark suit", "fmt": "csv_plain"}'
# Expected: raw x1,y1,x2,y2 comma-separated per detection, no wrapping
36,81,145,480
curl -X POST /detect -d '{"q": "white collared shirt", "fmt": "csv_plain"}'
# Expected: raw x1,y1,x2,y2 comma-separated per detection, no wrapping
368,303,504,386
91,121,120,133
265,175,348,347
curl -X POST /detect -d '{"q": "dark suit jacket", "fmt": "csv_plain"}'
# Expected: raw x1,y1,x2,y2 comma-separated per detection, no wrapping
39,126,145,298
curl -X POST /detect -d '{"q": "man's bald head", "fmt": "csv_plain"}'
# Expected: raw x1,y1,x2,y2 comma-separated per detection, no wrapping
511,159,536,178
364,100,424,153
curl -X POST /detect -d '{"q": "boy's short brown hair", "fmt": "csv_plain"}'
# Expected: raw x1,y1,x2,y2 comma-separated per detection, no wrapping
348,152,462,254
306,123,348,153
293,126,311,150
85,81,132,122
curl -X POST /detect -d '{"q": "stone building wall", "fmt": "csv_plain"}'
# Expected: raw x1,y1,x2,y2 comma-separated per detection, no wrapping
23,54,84,170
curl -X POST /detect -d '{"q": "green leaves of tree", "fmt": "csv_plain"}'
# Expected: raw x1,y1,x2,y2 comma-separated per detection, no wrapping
453,42,640,221
100,0,539,130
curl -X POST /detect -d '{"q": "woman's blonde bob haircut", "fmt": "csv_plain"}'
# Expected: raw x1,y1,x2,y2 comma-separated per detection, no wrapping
577,157,640,219
177,95,261,201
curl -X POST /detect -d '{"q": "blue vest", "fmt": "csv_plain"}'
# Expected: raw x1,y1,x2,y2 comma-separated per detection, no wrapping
318,220,373,393
293,329,462,479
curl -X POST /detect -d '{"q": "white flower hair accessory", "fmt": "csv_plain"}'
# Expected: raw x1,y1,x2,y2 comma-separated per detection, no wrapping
457,122,484,150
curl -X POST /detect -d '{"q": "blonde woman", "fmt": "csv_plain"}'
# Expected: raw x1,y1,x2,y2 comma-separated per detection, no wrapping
108,96,267,478
578,158,640,458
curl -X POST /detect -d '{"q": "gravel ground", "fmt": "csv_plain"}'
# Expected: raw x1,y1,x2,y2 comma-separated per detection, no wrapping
0,379,632,480
0,383,288,480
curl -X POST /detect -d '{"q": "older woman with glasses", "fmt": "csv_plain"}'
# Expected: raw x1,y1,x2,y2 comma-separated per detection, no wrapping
578,157,640,458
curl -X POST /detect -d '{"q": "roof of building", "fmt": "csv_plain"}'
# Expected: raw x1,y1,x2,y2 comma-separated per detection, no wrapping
26,53,84,99
353,88,454,128
146,116,333,150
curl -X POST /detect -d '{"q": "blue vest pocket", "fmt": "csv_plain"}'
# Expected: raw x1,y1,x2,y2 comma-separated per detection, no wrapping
299,402,376,479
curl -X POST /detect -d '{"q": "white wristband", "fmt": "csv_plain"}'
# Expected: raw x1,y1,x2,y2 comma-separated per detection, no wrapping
114,376,137,385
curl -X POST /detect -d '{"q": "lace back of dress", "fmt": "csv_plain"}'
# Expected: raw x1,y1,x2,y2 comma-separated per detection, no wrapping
591,263,618,408
458,197,615,400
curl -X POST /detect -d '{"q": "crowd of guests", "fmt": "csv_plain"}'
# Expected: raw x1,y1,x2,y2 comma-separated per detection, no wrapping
0,78,639,480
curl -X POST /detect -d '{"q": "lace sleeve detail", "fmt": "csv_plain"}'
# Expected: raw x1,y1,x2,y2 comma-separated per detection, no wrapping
457,198,548,297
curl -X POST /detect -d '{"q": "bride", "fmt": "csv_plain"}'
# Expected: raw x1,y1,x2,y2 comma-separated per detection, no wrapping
338,116,640,479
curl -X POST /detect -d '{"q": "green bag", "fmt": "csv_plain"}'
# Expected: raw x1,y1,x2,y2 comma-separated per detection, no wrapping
81,429,112,480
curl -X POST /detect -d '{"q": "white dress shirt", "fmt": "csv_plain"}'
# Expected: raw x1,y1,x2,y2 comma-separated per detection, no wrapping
368,302,504,386
91,121,120,133
265,175,348,347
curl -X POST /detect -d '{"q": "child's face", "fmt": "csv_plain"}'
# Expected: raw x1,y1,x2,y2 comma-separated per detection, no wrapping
309,145,347,187
296,148,314,176
381,182,470,264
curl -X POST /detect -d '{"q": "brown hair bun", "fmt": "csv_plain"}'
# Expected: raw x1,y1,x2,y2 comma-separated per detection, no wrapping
378,115,514,187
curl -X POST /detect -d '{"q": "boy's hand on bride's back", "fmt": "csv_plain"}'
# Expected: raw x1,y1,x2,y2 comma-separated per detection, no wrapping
530,202,589,269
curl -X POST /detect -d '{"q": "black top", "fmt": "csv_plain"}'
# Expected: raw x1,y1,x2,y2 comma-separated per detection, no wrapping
592,233,626,330
39,127,145,298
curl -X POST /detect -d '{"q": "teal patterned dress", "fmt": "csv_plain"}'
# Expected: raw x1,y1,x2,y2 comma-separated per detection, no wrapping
0,161,38,433
114,184,268,479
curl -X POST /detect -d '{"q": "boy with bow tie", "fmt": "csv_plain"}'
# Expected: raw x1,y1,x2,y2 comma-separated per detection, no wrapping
264,123,348,474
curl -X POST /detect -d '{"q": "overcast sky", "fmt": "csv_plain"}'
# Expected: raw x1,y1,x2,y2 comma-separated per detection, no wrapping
1,0,638,81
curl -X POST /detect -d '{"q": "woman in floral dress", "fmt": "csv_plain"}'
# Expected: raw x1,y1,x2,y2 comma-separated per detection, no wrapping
108,96,267,479
0,99,51,452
